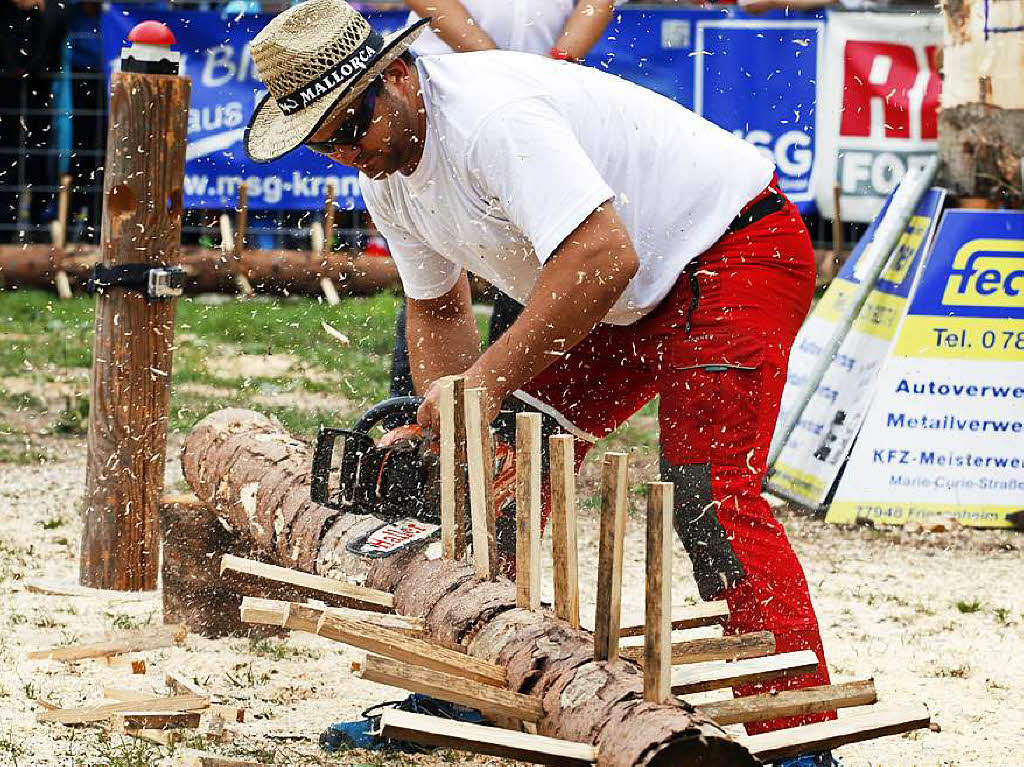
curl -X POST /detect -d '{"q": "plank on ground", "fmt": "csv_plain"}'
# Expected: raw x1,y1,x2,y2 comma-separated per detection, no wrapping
699,680,877,727
240,596,505,687
379,709,597,767
621,631,776,667
740,704,930,761
358,654,543,723
28,625,186,662
219,554,395,611
618,600,729,637
38,694,209,725
671,650,820,695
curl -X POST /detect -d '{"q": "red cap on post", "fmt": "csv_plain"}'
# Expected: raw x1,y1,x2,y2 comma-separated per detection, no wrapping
128,21,177,47
121,20,181,75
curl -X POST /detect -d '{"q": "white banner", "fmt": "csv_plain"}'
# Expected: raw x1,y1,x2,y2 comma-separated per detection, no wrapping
815,11,942,222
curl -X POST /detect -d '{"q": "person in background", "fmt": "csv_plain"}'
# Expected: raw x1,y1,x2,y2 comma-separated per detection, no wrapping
387,0,614,401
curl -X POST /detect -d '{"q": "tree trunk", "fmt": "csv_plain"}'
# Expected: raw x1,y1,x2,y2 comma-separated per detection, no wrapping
938,0,1024,204
180,408,757,767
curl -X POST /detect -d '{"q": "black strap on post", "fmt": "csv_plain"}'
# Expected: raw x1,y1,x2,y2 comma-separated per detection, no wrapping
87,263,186,299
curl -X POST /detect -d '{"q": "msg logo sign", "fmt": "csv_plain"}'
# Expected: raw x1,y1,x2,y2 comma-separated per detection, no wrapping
943,239,1024,309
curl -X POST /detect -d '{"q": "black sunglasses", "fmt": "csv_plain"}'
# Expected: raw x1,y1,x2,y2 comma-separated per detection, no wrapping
305,79,382,155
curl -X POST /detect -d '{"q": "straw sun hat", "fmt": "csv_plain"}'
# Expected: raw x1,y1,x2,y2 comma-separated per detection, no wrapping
244,0,428,163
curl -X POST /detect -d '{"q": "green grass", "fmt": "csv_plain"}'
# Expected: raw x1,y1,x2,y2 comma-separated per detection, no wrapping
956,600,983,614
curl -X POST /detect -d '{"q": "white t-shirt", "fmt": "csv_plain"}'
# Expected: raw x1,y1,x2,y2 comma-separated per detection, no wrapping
360,52,775,326
408,0,575,57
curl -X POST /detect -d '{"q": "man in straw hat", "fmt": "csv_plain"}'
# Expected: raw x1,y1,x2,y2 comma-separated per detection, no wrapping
246,2,838,762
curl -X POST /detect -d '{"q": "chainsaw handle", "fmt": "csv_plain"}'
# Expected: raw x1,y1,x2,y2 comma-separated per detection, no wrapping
353,396,424,433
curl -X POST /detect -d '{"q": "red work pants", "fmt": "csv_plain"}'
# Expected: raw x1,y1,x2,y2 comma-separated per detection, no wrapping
513,185,831,733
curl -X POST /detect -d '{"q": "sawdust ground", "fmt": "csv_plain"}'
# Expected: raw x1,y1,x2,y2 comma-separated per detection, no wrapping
0,435,1019,766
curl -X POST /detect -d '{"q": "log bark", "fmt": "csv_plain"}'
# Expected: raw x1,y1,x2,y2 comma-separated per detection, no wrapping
181,409,756,767
0,245,400,297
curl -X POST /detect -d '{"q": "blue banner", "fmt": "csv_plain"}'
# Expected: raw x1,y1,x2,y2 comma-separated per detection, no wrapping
104,5,822,211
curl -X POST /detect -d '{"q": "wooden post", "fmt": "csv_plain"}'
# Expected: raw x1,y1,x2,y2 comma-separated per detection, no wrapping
319,183,341,305
51,173,73,299
593,452,628,662
233,185,253,296
439,375,468,560
644,481,672,704
80,29,190,590
549,434,579,628
515,412,541,610
464,387,497,579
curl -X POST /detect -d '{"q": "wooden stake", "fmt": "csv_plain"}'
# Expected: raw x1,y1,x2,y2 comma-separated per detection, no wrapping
358,654,543,723
594,452,628,662
28,625,186,662
622,631,776,667
439,375,468,560
52,173,73,299
515,412,542,610
219,554,395,611
831,183,844,257
319,183,340,305
619,601,729,637
698,679,877,727
379,709,598,767
464,387,497,580
233,184,248,264
644,481,672,704
670,650,820,695
740,704,930,761
79,57,190,590
549,434,579,629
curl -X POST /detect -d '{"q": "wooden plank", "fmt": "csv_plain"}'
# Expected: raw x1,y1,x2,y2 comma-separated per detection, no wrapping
671,650,821,695
593,452,628,662
698,679,877,727
622,632,776,667
219,554,395,611
28,625,186,662
741,704,930,761
379,709,597,767
324,606,426,636
515,412,542,610
38,694,209,725
548,434,579,629
439,375,468,560
111,710,201,732
619,601,730,637
240,597,506,687
165,670,208,698
359,654,543,723
644,482,672,704
464,387,497,579
184,751,276,767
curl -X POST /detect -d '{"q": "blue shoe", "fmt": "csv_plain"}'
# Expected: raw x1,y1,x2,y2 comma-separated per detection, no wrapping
320,693,487,753
774,753,841,767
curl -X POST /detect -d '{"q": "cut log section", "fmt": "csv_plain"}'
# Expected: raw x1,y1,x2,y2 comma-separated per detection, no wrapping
358,654,544,723
740,704,931,761
622,632,776,667
28,625,186,662
671,650,821,696
698,680,878,727
379,709,598,767
618,601,730,637
220,554,394,611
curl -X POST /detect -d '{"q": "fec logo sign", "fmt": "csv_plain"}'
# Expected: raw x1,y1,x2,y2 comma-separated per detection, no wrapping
942,239,1024,310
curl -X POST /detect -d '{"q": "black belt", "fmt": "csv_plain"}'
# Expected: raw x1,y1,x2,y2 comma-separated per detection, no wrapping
726,190,786,234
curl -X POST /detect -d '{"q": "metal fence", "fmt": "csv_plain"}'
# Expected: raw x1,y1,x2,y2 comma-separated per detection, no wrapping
1,0,858,252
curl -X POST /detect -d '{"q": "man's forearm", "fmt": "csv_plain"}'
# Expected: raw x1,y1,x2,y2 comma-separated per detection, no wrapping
553,1,614,59
405,274,481,394
406,0,498,52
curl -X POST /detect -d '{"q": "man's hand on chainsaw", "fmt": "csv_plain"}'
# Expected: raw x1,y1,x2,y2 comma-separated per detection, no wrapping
417,367,507,433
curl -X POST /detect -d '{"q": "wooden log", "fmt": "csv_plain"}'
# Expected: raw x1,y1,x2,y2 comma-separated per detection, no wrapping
439,375,468,560
643,482,672,704
220,553,395,611
380,710,598,767
548,434,579,629
594,452,628,662
28,625,186,662
183,409,758,767
38,694,208,725
465,388,497,579
618,601,729,637
80,58,191,591
111,711,201,732
623,631,776,667
671,651,821,696
516,412,542,611
358,654,544,723
740,704,930,761
698,680,877,727
241,597,506,687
